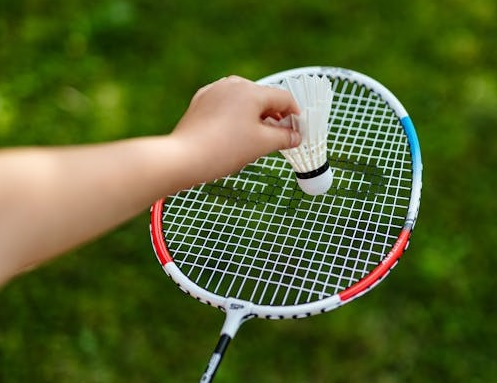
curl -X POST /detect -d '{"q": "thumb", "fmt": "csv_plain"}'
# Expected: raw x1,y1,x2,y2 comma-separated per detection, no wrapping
259,118,301,153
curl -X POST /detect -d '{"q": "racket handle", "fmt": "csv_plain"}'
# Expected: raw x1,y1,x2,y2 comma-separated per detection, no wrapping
199,334,232,383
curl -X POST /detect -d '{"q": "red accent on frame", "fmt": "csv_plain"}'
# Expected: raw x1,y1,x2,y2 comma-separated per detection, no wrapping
339,229,411,302
150,199,173,265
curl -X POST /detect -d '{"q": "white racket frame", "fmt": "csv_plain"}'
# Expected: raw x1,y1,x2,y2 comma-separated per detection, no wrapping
150,66,423,382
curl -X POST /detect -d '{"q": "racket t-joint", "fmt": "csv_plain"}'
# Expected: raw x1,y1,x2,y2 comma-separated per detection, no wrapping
220,298,254,338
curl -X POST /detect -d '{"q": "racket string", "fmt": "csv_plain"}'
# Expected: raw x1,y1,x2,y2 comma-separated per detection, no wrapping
162,77,413,307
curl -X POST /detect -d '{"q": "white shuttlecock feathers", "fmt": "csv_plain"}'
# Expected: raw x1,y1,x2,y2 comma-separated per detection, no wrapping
266,74,333,196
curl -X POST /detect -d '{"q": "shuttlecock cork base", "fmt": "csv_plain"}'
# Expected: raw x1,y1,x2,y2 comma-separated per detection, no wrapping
295,161,333,196
265,74,334,196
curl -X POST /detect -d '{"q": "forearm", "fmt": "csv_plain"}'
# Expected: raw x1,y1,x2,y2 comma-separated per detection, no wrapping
0,76,300,285
0,136,190,283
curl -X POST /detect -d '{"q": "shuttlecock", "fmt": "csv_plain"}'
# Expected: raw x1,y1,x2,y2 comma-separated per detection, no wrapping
265,74,333,196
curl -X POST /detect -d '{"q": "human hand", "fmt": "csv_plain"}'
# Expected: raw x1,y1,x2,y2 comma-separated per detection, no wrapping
170,75,301,185
0,76,300,283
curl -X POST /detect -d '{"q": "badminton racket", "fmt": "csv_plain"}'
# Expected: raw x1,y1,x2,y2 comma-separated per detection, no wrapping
150,66,422,382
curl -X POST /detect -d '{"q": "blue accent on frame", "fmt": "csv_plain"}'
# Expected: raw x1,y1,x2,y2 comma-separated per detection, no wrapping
401,116,422,170
400,115,422,225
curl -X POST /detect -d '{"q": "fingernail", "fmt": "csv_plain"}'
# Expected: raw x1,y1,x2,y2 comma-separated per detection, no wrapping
290,131,301,147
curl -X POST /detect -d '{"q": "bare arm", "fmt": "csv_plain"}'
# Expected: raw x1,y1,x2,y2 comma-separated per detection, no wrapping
0,76,300,285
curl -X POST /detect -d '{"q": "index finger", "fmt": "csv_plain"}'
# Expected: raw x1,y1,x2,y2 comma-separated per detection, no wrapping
256,85,301,120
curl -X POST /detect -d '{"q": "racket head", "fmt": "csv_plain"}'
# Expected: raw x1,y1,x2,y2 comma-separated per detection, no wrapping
150,66,422,320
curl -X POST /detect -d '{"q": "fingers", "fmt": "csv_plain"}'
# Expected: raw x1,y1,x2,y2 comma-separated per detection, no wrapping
256,85,301,119
185,74,302,157
261,124,301,152
194,75,300,117
260,118,301,151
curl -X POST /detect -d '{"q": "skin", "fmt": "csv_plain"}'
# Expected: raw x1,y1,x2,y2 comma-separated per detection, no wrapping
0,76,301,286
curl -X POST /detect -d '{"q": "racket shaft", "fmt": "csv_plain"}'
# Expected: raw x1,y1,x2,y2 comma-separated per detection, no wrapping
200,334,232,383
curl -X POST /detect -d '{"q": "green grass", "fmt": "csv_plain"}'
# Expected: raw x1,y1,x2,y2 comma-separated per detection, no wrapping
1,0,497,382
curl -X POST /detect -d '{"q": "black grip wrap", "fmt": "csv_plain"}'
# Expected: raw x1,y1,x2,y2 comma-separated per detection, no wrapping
295,161,330,179
214,334,231,354
200,334,232,383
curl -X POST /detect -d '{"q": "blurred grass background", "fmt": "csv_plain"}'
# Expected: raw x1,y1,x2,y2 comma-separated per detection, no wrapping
1,0,497,382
